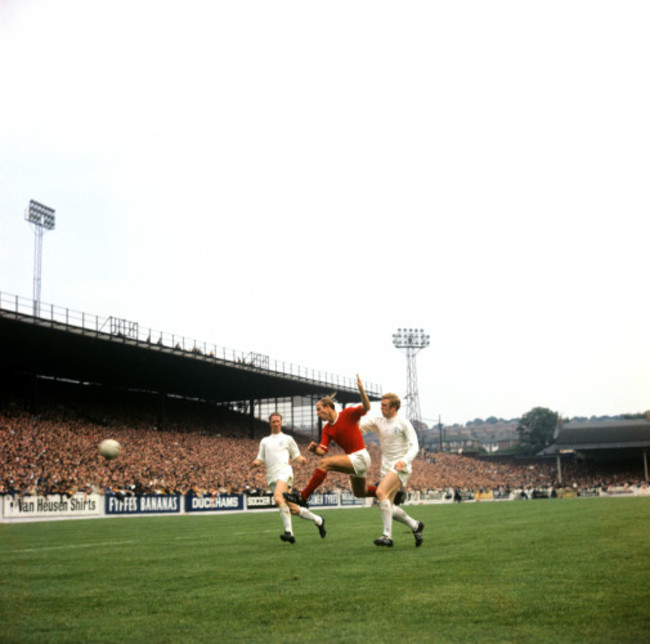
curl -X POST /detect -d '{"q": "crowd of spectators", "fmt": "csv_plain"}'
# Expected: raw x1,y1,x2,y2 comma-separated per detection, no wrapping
1,395,647,498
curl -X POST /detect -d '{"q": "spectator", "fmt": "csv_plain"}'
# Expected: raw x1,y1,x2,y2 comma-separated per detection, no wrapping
0,395,647,498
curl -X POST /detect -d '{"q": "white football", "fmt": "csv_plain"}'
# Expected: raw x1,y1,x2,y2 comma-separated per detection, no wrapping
99,439,121,460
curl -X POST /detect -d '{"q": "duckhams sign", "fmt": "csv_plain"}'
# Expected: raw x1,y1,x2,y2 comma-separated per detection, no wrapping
185,494,244,512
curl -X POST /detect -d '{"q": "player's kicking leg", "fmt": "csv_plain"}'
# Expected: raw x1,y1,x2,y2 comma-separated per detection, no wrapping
285,453,357,507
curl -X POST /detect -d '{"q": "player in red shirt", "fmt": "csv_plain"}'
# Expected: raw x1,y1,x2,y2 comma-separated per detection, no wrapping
284,374,374,506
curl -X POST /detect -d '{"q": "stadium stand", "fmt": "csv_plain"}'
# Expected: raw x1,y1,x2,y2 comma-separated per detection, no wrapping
2,388,648,499
538,418,650,486
1,297,648,501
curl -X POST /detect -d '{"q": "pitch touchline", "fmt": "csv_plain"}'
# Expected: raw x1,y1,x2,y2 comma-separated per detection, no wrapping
14,540,136,553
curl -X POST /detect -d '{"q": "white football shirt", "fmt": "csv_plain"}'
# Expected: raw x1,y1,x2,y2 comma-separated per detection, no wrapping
360,415,419,475
256,432,301,483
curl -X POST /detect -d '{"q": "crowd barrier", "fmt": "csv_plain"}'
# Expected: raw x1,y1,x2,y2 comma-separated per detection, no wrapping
0,491,365,523
2,485,648,523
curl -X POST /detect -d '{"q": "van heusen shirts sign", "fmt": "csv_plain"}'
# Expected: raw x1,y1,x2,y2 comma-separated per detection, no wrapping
3,494,101,519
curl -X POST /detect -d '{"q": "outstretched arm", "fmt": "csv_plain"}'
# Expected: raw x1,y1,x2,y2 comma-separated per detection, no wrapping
356,374,371,412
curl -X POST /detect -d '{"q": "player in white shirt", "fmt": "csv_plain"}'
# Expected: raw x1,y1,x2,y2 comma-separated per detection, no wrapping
252,412,326,544
361,393,425,547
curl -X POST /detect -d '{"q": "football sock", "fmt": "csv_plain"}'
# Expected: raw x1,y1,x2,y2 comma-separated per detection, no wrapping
299,507,322,525
280,504,292,532
302,468,327,499
392,505,418,531
378,499,392,538
365,485,377,497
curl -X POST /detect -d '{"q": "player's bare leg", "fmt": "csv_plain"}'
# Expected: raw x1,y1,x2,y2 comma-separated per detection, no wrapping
376,470,402,502
350,475,369,498
290,453,355,505
320,453,356,474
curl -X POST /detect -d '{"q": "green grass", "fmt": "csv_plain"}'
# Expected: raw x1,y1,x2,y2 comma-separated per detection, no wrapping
1,498,649,643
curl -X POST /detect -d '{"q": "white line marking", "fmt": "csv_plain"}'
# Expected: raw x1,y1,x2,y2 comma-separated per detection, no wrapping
13,540,136,554
171,530,276,541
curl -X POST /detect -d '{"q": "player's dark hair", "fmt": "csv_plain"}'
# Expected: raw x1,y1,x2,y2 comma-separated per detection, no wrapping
268,412,282,422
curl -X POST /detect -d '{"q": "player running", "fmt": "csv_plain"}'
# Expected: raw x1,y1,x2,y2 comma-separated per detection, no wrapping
360,393,425,547
283,374,373,507
252,412,326,544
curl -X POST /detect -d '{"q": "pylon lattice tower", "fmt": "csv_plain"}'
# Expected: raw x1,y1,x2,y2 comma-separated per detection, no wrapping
25,200,56,317
392,328,430,428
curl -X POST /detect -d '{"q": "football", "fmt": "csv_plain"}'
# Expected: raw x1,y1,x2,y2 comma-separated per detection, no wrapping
99,439,121,460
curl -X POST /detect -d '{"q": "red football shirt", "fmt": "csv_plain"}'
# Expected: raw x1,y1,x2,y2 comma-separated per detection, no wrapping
319,405,367,455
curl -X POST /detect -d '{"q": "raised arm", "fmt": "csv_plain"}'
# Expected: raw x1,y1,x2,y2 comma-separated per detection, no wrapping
356,373,371,413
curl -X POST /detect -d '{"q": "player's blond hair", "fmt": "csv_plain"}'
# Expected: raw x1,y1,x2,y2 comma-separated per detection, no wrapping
381,393,401,411
317,393,337,410
268,412,282,422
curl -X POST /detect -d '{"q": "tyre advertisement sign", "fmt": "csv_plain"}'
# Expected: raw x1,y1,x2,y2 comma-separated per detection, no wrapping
305,492,339,508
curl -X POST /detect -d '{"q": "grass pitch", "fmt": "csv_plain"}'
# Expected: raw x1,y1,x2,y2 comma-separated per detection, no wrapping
1,498,649,643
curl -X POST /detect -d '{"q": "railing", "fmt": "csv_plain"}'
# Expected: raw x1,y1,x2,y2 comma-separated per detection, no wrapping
0,292,381,395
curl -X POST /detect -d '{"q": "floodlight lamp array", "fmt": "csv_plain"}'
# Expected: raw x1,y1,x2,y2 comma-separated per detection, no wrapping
26,200,56,230
392,327,430,349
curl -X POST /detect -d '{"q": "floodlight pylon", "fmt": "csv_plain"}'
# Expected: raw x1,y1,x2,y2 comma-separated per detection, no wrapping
392,328,430,429
25,200,56,316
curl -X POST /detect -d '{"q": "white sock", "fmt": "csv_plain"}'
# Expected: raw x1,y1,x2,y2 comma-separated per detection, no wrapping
280,505,292,533
392,505,418,531
299,507,323,526
378,499,392,538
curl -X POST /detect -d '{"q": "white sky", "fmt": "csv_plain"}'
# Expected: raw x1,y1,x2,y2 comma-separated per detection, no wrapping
1,1,648,426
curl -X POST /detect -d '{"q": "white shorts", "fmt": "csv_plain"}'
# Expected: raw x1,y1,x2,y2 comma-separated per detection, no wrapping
348,448,371,479
268,465,294,491
381,460,411,487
